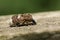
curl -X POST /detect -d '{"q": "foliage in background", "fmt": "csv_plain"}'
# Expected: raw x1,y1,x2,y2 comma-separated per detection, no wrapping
0,0,60,15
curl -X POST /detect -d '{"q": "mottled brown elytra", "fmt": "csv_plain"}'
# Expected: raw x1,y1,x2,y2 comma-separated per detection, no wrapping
10,14,36,27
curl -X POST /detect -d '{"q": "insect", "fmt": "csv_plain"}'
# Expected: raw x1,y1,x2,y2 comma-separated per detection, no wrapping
10,14,36,27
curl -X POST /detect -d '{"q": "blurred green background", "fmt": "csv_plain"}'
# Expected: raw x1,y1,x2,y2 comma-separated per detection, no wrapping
0,0,60,15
